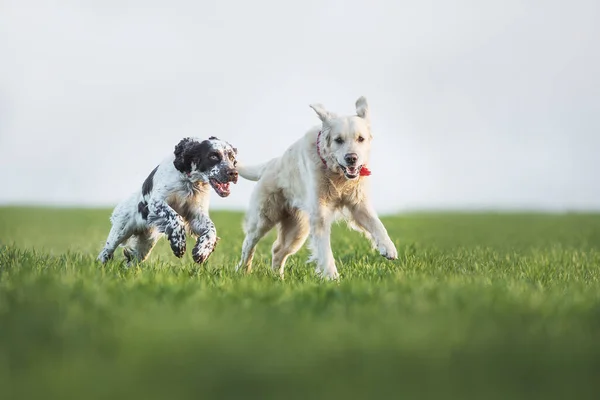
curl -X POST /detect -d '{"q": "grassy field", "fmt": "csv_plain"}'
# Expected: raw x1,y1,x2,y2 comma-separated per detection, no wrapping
1,207,600,399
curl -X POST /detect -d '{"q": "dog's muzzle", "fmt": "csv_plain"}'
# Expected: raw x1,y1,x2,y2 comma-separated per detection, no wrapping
338,163,364,180
209,168,238,197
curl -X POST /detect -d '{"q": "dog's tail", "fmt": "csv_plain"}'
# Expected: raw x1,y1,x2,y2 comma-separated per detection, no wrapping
237,161,271,182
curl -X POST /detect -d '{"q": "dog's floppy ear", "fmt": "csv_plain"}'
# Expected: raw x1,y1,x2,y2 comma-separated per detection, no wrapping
309,103,335,123
173,137,195,172
355,96,370,125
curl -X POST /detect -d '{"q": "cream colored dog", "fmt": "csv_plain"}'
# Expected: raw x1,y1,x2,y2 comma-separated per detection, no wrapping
236,96,398,279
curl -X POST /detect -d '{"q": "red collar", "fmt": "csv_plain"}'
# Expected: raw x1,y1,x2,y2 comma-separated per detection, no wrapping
317,131,371,177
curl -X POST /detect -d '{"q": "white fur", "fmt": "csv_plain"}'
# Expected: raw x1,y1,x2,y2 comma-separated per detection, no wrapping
236,96,398,279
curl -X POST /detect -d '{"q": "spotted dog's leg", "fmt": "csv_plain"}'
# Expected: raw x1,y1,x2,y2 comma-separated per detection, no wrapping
147,200,187,258
97,207,134,263
189,214,218,264
122,228,160,266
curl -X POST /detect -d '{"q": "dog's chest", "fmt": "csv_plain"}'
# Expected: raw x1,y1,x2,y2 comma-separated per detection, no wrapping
166,183,208,219
320,176,362,207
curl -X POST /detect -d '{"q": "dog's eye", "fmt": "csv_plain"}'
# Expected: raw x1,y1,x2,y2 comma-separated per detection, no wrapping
234,160,238,167
334,137,344,144
357,136,365,143
209,153,220,161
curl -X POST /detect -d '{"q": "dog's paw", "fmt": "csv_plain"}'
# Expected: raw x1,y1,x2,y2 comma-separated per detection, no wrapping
192,233,217,264
123,247,134,263
171,242,186,258
123,248,141,267
97,250,113,264
235,261,252,273
169,233,186,258
378,241,398,260
315,265,340,281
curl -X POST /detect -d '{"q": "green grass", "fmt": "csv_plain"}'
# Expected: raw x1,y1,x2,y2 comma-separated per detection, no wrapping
1,207,600,399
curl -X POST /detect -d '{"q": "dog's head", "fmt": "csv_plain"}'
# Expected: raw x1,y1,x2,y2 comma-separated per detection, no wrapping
310,96,372,180
173,136,238,197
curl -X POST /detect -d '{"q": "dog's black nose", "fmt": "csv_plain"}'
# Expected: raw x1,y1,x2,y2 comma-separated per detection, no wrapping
344,153,358,165
227,169,238,182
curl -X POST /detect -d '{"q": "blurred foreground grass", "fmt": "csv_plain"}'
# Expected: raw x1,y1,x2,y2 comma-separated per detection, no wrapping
1,207,600,399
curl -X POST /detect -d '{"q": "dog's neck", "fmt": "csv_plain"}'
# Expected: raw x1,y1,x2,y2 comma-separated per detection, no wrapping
316,130,329,169
180,170,208,189
316,131,371,177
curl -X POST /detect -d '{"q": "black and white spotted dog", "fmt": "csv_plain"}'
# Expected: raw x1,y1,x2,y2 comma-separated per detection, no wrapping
97,136,238,266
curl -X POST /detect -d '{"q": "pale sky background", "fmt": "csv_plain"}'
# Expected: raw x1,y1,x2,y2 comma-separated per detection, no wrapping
1,0,598,213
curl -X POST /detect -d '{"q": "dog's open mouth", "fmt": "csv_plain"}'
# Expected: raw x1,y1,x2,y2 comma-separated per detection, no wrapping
338,164,363,179
209,178,232,197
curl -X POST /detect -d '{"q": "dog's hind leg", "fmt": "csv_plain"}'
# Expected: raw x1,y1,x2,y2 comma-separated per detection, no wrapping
97,209,134,263
236,213,274,273
123,229,160,266
271,212,309,277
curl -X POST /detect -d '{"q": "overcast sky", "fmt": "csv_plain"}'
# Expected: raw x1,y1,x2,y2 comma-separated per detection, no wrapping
1,0,598,213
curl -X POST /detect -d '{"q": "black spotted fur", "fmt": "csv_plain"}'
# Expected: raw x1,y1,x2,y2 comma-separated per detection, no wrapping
173,138,220,174
142,165,159,196
137,201,149,220
97,136,238,267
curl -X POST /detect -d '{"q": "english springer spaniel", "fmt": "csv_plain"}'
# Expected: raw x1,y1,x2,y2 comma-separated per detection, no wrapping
97,136,238,266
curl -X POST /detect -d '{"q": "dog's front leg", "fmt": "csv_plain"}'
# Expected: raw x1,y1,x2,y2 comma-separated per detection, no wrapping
189,213,218,264
350,202,398,260
147,199,187,258
308,205,338,280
